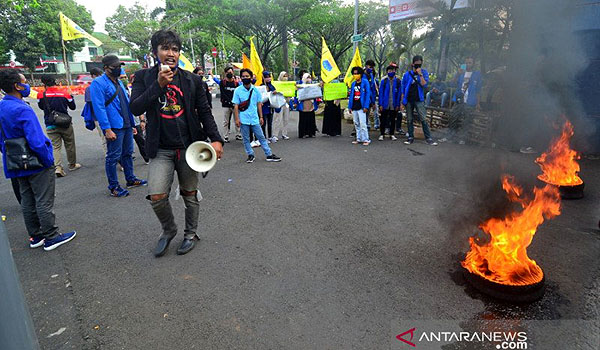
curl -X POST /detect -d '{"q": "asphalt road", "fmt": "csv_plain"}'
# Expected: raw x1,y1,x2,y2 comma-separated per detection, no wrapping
1,95,599,349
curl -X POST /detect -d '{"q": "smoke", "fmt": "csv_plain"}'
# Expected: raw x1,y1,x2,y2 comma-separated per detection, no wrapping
497,0,592,152
435,0,592,246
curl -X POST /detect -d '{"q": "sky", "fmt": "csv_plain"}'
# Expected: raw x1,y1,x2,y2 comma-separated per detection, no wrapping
76,0,165,32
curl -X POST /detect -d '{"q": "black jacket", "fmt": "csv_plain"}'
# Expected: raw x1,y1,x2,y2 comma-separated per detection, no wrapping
37,87,76,127
130,65,223,159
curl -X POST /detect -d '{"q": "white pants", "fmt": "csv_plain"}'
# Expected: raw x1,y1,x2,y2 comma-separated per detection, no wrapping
273,104,289,138
352,110,370,142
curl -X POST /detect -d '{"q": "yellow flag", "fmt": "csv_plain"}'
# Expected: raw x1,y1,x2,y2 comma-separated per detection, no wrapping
320,37,341,83
249,37,263,86
343,46,362,87
242,53,251,69
178,53,194,72
59,12,102,47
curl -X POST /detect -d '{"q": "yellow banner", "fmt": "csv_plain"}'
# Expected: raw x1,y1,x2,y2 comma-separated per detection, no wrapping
320,37,341,84
179,53,194,72
59,12,102,47
271,81,297,97
343,47,362,87
250,37,263,85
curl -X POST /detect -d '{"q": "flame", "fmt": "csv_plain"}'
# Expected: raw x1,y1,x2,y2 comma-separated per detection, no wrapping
462,175,561,286
536,120,583,186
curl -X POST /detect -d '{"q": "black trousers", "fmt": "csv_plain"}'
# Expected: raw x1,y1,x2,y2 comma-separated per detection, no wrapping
11,178,21,204
380,109,397,136
261,113,273,138
17,167,59,239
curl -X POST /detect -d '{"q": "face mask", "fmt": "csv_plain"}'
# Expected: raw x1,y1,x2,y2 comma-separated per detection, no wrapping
17,83,31,97
226,73,233,79
460,64,467,70
366,68,372,74
387,72,396,78
251,78,256,84
353,74,361,81
413,64,422,69
110,67,121,78
242,78,252,85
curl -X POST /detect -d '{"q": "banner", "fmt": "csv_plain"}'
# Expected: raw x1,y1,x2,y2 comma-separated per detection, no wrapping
59,12,102,46
271,81,297,97
320,37,341,84
179,53,194,72
389,0,470,21
343,46,362,87
323,83,348,101
242,53,251,69
249,37,263,86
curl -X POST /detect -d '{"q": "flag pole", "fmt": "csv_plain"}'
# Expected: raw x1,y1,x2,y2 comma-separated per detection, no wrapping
60,14,72,85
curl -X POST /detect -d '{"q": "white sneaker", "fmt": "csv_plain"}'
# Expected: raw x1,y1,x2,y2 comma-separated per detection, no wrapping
378,135,384,141
391,135,398,141
251,141,259,148
272,136,278,142
282,135,290,140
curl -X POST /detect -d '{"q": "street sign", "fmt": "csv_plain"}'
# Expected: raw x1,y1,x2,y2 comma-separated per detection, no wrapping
351,34,363,43
9,61,15,68
211,47,217,57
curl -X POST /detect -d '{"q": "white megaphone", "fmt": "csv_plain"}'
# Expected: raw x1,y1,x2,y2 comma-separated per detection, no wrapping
185,141,217,173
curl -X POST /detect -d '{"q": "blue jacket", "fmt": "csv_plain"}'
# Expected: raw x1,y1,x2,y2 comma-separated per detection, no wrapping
401,69,429,105
0,95,54,178
453,71,482,106
378,76,402,109
348,78,371,111
89,74,135,130
364,73,378,104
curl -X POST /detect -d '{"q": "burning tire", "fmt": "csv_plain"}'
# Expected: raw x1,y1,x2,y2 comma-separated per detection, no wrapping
558,182,584,200
462,266,546,303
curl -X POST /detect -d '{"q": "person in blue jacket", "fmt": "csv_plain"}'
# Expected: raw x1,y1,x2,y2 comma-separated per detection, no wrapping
90,55,147,197
378,64,402,141
452,56,482,109
348,66,371,145
81,67,106,152
0,69,76,251
400,55,438,146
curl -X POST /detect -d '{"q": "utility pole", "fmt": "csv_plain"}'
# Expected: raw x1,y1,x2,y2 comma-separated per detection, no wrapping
187,17,196,65
353,0,359,53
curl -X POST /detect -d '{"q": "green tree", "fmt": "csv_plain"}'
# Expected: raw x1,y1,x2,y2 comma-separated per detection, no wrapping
105,4,160,61
0,0,94,76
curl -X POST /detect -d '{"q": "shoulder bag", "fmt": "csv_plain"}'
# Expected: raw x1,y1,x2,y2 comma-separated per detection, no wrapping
43,91,72,128
0,120,43,171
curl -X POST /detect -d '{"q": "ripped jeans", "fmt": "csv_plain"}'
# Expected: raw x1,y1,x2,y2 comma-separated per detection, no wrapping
147,148,200,239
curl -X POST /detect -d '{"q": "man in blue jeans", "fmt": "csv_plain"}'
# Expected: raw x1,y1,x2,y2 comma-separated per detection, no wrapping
400,55,438,146
90,55,146,197
233,68,282,163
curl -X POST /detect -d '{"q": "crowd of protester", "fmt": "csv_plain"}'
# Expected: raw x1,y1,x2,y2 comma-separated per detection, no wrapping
0,28,484,256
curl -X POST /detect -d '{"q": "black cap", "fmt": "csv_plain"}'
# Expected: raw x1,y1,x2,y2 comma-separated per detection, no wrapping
102,55,124,67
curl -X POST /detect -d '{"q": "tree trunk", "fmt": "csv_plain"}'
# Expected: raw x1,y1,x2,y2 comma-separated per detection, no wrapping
281,25,289,73
437,23,450,81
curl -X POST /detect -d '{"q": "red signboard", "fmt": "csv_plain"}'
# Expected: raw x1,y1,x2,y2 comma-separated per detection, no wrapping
211,47,217,57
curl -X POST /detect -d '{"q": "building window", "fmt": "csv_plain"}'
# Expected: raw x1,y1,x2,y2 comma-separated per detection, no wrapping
89,47,98,56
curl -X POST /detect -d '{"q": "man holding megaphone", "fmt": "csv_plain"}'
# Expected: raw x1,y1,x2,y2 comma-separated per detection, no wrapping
130,30,224,257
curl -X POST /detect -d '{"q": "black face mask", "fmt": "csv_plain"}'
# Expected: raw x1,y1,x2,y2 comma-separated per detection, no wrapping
109,67,121,78
242,78,252,85
226,73,233,79
413,64,422,69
